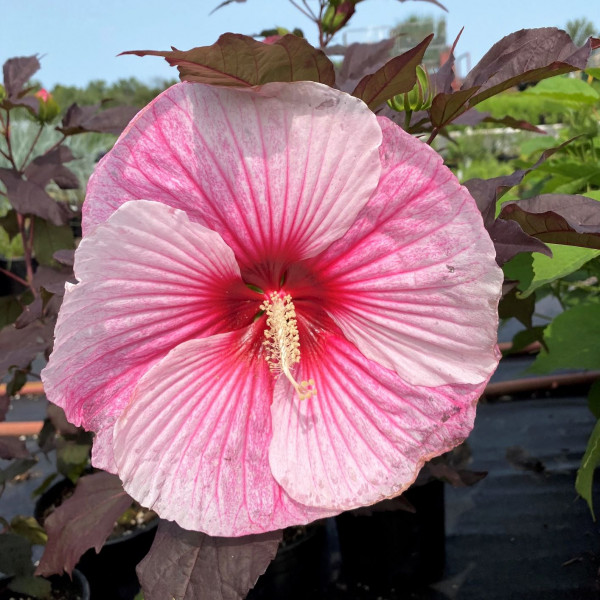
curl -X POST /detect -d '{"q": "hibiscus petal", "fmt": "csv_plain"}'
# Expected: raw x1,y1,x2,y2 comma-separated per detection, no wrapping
307,117,502,387
269,332,482,509
112,329,334,537
83,82,382,273
42,200,257,438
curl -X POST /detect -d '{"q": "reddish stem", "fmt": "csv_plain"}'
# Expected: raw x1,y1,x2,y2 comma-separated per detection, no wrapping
0,266,28,288
16,213,36,296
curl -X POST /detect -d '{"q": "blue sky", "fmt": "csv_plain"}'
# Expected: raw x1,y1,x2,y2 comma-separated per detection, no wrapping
2,0,596,88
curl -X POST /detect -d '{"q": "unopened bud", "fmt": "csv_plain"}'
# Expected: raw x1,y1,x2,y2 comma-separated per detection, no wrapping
322,1,356,34
0,84,5,103
387,65,433,113
35,88,60,123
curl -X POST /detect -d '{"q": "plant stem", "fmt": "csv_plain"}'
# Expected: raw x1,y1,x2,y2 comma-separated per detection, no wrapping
426,127,440,145
20,123,44,171
289,0,316,22
0,266,28,288
16,213,36,296
404,110,413,131
4,110,18,170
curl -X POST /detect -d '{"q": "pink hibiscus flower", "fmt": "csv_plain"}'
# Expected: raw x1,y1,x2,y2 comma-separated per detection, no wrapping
42,81,502,537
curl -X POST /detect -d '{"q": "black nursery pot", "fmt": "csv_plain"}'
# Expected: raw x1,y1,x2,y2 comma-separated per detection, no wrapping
335,480,445,593
0,258,28,296
35,478,158,600
247,522,332,600
0,569,90,600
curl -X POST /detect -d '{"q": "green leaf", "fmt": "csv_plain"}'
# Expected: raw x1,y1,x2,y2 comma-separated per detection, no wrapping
9,575,52,599
507,326,546,355
7,369,28,396
122,33,335,88
522,75,600,105
503,252,534,290
531,304,600,374
588,380,600,419
585,67,600,79
0,296,22,328
352,34,433,110
518,244,600,298
32,217,74,266
11,516,48,546
576,418,600,519
584,190,600,201
498,287,535,328
0,532,33,577
56,441,90,483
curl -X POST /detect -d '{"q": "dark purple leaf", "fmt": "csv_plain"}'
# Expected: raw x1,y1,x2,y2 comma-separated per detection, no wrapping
36,472,132,576
453,109,546,133
426,463,487,487
488,219,552,266
47,404,80,437
430,87,478,128
428,28,594,130
209,0,246,14
500,194,600,249
498,287,535,328
0,168,70,225
397,0,447,10
352,34,433,110
433,28,462,95
52,249,75,267
137,520,282,600
463,28,593,106
0,533,33,577
336,39,395,93
14,296,43,329
0,437,30,459
0,320,55,377
33,265,75,296
123,33,336,88
0,395,9,421
25,147,79,190
3,56,40,98
58,103,138,136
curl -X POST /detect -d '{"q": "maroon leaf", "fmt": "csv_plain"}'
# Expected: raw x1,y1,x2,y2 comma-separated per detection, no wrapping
0,320,55,377
426,463,487,487
36,472,133,576
0,395,9,421
209,0,246,14
25,147,79,190
46,404,80,437
398,0,447,9
463,28,593,106
430,87,478,128
3,56,40,98
335,39,395,93
58,103,138,136
0,168,70,225
14,297,44,329
33,265,75,296
52,249,75,267
428,28,594,130
453,109,546,133
0,437,31,460
500,194,600,249
352,34,433,110
123,33,335,88
137,520,282,600
487,219,551,266
433,28,462,94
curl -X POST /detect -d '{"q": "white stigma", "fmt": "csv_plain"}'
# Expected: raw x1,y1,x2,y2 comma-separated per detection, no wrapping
261,293,316,401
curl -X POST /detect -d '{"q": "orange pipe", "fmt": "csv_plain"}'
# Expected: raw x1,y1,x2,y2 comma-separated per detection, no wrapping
0,381,44,396
0,421,43,436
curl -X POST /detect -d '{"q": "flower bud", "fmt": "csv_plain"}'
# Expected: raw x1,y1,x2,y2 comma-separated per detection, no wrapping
322,1,356,34
0,84,5,103
387,65,433,113
35,88,60,123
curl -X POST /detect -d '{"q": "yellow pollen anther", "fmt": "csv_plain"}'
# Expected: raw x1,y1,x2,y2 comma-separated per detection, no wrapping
261,293,317,401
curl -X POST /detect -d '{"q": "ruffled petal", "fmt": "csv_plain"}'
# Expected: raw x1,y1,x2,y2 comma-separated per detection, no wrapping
269,332,483,510
306,117,502,386
112,328,334,537
42,200,257,434
84,82,382,276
